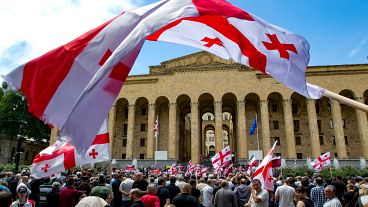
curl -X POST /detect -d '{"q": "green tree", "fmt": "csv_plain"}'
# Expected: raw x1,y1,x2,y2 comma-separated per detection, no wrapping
0,87,50,141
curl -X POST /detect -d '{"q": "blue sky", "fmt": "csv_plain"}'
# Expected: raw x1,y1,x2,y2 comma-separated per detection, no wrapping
1,0,367,79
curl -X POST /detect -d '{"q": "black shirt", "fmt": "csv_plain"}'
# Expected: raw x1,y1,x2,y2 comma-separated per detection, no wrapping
133,179,149,191
191,187,201,201
131,200,145,207
166,184,180,202
172,193,200,207
157,186,170,207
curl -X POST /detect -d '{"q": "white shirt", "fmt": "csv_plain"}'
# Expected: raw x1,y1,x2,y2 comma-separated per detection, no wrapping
275,185,295,207
201,185,214,207
323,197,342,207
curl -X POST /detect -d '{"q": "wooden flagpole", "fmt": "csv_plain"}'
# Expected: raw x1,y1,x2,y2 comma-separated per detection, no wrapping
323,90,368,113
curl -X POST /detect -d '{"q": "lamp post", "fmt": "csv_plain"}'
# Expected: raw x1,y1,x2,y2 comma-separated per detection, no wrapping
13,96,26,173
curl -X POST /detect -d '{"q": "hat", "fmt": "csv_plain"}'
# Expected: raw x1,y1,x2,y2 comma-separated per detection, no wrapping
75,196,108,207
17,186,28,194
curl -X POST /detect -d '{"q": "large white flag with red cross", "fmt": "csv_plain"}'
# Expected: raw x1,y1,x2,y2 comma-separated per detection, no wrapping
211,145,232,169
30,120,109,179
311,152,331,171
5,0,324,154
253,141,277,191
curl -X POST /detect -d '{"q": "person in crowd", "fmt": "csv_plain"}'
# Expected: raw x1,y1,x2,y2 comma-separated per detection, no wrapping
196,178,207,205
190,180,200,202
46,182,60,207
140,184,160,207
245,179,269,207
132,173,149,194
166,176,180,203
310,177,327,207
201,179,214,207
295,186,313,207
38,177,52,207
157,178,170,207
342,183,358,207
11,186,35,207
301,176,314,198
323,185,342,207
172,183,200,207
275,177,295,207
129,188,144,207
90,175,111,202
75,196,109,207
0,191,13,207
213,180,237,207
357,184,368,207
77,176,91,196
60,177,82,207
9,174,20,200
0,180,10,192
234,178,251,207
332,176,346,203
111,174,122,207
120,174,135,207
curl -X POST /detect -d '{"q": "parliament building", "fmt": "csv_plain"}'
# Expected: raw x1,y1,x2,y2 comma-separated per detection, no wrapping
52,52,368,164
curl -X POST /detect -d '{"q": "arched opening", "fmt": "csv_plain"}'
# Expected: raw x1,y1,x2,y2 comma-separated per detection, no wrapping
222,93,237,159
267,92,284,156
155,96,170,152
114,98,129,159
291,92,309,159
133,97,149,159
199,93,215,161
245,93,260,152
177,94,191,162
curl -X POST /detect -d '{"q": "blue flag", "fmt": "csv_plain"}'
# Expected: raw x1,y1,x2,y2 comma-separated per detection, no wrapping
249,116,257,136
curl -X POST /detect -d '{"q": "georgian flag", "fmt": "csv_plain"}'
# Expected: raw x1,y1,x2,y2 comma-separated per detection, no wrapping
246,155,258,175
211,145,232,169
311,152,331,171
253,141,277,191
30,120,109,179
5,0,324,154
153,116,159,139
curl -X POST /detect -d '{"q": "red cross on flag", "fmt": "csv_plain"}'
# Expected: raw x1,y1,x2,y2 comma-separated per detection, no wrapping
211,146,232,169
30,120,109,179
253,141,277,191
311,152,331,171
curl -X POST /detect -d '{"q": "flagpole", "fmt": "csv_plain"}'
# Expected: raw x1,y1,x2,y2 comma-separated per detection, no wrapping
324,90,368,113
256,114,260,151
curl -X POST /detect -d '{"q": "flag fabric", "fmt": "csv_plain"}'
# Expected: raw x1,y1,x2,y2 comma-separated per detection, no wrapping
224,164,234,177
125,164,137,173
272,156,282,168
253,141,277,191
153,116,159,139
249,116,257,136
247,155,258,175
311,152,331,171
211,146,232,169
5,0,324,154
30,120,109,179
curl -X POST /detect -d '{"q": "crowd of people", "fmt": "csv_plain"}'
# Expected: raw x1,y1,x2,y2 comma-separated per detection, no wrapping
0,169,368,207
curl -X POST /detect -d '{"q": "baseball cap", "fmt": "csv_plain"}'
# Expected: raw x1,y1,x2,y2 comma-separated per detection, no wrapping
17,186,28,194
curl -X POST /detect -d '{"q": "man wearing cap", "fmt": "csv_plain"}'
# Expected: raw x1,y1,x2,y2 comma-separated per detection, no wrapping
245,179,269,207
10,186,35,207
46,182,60,207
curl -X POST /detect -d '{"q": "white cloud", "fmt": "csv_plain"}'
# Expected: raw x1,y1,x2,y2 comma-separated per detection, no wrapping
349,34,368,58
0,0,144,79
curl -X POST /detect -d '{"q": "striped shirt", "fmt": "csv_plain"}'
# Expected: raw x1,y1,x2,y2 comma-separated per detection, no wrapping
39,183,52,207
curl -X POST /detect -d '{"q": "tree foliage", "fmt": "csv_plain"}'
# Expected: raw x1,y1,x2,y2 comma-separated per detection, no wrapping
0,83,50,141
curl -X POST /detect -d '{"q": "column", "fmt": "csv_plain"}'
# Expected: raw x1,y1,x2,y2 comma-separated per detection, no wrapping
306,99,321,158
214,101,223,152
356,97,368,158
191,102,200,163
260,100,271,155
331,99,347,158
237,101,247,159
126,104,135,159
283,99,296,159
49,128,59,145
168,103,177,160
146,104,156,159
108,104,117,158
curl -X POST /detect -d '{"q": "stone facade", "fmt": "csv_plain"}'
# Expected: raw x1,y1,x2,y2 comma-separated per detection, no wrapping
50,51,368,164
0,134,48,165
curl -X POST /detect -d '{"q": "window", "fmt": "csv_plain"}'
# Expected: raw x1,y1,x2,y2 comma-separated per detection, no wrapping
315,102,320,114
317,120,322,132
329,119,334,129
297,153,303,159
123,124,128,136
319,136,324,145
272,121,279,130
342,119,346,128
122,154,126,159
140,154,145,159
272,104,278,112
274,137,280,145
208,115,211,120
332,136,336,145
292,103,298,114
275,153,281,157
141,107,147,115
124,108,128,118
123,139,127,147
327,102,331,112
344,136,348,145
140,139,145,147
141,124,146,132
295,136,301,145
293,120,300,132
334,153,338,158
